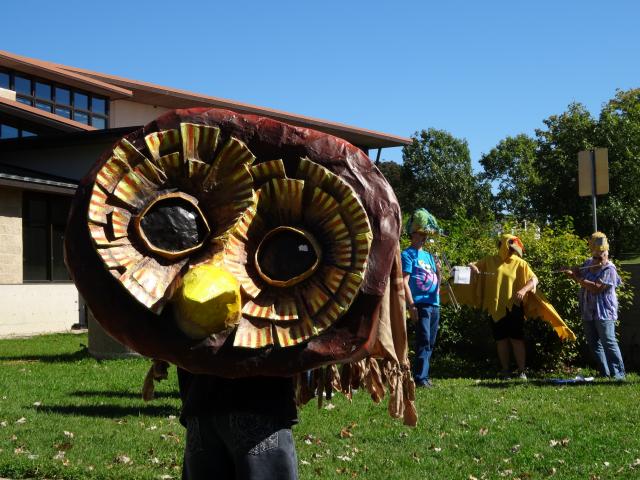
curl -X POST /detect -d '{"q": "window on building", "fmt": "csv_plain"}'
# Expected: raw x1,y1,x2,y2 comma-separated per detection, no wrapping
0,68,109,128
23,193,72,282
0,124,19,139
0,123,38,139
0,71,9,89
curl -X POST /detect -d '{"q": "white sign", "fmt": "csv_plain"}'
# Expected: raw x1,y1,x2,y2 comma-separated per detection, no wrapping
452,266,471,285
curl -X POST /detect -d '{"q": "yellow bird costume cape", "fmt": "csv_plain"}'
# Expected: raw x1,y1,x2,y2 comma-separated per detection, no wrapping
448,234,576,341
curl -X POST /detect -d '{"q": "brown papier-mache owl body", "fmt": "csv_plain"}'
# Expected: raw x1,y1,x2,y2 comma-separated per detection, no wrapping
65,108,401,377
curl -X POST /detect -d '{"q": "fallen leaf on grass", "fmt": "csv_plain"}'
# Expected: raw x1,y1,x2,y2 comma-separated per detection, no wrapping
411,452,420,463
324,403,336,410
15,417,26,424
115,454,132,464
0,421,6,427
429,444,442,452
63,431,74,438
479,427,489,436
499,469,513,477
33,401,41,407
340,428,353,439
303,434,322,445
337,454,352,462
339,423,357,439
549,438,570,448
300,459,310,465
54,441,73,451
511,444,521,453
631,459,640,469
54,451,66,460
160,432,180,443
150,457,160,464
14,447,25,455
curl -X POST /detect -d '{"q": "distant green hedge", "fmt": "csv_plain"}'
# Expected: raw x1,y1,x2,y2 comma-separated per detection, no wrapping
401,211,633,372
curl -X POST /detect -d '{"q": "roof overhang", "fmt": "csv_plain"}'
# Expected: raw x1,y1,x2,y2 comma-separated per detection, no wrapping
0,96,96,133
1,50,411,150
61,69,411,149
0,162,77,195
0,50,133,99
0,126,136,152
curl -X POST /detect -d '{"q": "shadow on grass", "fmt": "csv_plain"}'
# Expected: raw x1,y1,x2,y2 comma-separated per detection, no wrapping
0,347,92,364
474,379,633,389
71,390,180,400
430,354,499,379
35,404,180,418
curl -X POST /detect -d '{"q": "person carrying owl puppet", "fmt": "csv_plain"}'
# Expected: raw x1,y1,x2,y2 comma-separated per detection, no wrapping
458,234,576,379
402,209,442,388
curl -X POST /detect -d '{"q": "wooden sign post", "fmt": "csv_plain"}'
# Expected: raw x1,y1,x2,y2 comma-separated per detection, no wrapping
578,148,609,232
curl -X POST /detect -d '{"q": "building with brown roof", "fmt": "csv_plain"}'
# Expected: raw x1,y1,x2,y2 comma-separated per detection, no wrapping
0,50,410,337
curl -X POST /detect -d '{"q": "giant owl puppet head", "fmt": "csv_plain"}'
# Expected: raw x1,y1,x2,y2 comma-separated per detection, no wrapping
65,108,401,377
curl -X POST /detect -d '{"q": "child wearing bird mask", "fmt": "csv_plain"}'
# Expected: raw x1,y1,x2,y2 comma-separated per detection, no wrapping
469,234,538,379
564,232,625,380
402,209,442,387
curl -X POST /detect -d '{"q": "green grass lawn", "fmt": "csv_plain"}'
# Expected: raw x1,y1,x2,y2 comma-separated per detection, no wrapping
1,334,640,479
620,256,640,265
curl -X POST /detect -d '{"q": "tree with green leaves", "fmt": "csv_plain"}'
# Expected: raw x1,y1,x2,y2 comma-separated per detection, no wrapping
594,88,640,256
376,160,406,207
533,102,598,234
481,91,640,256
401,128,491,220
480,134,540,219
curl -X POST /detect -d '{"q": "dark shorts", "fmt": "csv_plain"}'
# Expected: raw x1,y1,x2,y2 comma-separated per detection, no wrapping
490,305,525,341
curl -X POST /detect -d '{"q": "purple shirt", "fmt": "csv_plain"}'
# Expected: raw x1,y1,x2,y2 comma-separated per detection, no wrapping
579,259,621,322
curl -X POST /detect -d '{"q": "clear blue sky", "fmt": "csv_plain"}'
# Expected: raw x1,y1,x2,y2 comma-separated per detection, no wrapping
2,0,639,169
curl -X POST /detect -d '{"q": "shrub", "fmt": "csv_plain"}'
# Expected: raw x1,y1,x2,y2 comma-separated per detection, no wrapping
400,211,633,372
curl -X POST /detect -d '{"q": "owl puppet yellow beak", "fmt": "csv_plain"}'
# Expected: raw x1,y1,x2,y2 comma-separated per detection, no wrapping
173,261,242,339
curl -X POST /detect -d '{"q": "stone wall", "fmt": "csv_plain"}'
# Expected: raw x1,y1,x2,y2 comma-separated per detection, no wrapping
0,187,22,284
620,264,640,371
0,284,80,337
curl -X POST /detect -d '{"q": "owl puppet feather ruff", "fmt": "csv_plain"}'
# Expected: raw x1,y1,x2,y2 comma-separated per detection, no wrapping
64,108,404,382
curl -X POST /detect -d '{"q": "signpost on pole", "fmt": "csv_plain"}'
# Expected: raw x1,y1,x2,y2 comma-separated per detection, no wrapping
578,148,609,233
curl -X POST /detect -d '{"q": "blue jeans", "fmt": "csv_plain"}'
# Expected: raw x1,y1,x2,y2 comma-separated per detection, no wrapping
583,319,626,379
413,304,440,385
183,413,298,480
